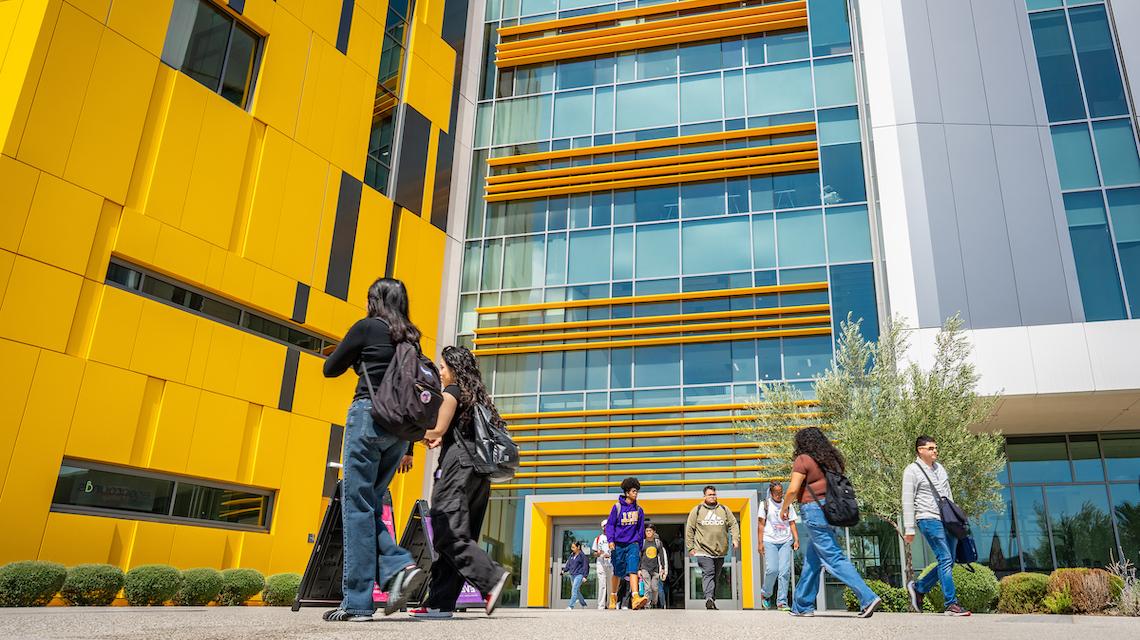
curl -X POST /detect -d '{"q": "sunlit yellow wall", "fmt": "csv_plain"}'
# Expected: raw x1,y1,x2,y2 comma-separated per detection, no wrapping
0,0,459,574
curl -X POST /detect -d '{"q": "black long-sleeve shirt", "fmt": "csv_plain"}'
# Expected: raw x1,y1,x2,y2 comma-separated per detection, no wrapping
324,317,412,455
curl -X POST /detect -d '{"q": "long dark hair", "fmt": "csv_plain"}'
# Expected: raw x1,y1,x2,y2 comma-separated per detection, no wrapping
366,278,421,343
441,346,500,419
793,427,846,473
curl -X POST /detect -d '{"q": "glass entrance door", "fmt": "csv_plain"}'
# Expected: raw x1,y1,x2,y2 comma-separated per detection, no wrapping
550,523,603,608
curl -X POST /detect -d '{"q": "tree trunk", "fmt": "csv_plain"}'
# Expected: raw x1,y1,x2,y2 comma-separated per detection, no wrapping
890,521,915,586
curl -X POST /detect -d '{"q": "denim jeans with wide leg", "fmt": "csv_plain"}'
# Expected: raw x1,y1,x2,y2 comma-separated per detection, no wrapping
916,518,958,606
340,399,414,615
569,574,588,608
792,501,877,614
762,540,793,606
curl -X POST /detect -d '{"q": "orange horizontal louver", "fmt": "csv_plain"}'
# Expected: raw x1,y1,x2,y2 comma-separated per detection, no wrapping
495,1,808,68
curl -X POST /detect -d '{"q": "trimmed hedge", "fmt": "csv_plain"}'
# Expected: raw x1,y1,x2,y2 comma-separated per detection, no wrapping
263,573,302,607
920,562,999,613
843,579,937,613
998,572,1049,614
174,568,224,606
125,565,182,606
1047,568,1115,613
218,568,265,606
0,561,67,607
61,564,125,606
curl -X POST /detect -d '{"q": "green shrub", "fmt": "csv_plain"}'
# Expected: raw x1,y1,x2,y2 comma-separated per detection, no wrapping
262,573,301,607
0,561,67,607
173,568,223,606
1109,574,1124,604
842,579,936,613
920,562,999,613
61,564,125,606
1047,568,1114,613
1043,586,1074,614
218,569,264,606
124,565,182,606
997,572,1049,614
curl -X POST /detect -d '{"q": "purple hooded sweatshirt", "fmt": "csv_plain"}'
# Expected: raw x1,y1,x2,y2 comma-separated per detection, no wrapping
604,494,645,545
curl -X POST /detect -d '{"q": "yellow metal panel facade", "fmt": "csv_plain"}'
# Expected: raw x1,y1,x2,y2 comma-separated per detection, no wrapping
0,0,463,577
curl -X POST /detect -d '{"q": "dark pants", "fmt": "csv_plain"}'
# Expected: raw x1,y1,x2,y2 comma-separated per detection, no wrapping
340,399,414,615
696,556,724,602
425,447,503,609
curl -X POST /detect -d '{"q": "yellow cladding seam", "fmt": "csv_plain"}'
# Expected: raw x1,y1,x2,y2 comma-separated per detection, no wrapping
485,140,817,186
513,465,768,479
502,400,816,420
519,442,759,456
507,414,821,432
476,303,831,336
470,325,832,356
474,314,832,346
487,122,815,167
494,476,786,490
484,160,820,202
512,427,740,443
476,281,827,314
520,452,766,466
498,0,806,37
496,4,804,57
495,8,807,67
484,150,818,195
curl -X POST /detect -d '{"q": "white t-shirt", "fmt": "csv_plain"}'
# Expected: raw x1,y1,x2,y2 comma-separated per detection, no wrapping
760,497,798,544
592,533,610,561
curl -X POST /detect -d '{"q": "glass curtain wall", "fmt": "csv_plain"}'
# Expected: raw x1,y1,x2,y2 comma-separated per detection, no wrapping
462,0,879,604
1026,0,1140,320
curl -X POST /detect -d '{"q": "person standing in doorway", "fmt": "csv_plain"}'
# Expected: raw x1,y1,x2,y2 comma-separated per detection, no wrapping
606,477,648,610
758,481,799,610
685,485,740,610
781,427,881,618
592,520,614,609
416,346,511,618
903,436,971,616
562,541,590,610
321,278,425,622
638,525,666,609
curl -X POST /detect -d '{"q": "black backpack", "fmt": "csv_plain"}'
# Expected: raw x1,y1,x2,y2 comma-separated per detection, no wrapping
459,403,520,483
362,342,443,441
804,464,860,527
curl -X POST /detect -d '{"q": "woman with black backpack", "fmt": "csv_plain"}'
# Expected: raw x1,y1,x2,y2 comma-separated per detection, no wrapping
779,427,881,619
412,346,510,619
321,277,426,622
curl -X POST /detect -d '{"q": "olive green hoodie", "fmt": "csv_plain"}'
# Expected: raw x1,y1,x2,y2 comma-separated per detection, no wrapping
685,501,740,557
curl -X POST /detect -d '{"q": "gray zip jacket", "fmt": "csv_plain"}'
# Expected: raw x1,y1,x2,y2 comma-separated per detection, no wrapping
902,458,953,535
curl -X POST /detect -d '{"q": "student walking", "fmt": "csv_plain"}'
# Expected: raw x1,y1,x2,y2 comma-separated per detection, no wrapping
606,477,648,610
562,541,590,609
759,481,799,610
903,436,971,616
416,346,511,619
638,525,667,609
592,520,614,609
781,427,881,618
321,278,426,622
685,485,740,610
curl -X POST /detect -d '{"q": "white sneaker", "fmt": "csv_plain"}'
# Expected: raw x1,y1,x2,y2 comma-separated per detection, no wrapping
485,571,510,616
409,607,454,619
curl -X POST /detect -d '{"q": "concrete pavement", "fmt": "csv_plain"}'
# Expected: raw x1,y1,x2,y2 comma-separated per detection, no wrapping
3,606,1137,640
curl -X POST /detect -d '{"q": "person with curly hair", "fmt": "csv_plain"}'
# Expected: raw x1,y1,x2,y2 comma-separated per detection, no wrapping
779,427,881,619
412,346,509,619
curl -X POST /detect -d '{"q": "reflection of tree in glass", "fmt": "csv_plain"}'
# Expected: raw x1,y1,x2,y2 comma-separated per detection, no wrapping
1116,501,1140,564
1031,501,1115,569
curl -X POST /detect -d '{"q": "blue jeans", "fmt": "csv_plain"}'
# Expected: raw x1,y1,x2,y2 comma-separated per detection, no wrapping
762,539,793,606
792,501,877,613
569,575,588,608
916,519,957,606
340,399,414,615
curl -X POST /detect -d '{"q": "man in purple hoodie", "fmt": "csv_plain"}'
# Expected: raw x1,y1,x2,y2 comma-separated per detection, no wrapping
605,477,647,610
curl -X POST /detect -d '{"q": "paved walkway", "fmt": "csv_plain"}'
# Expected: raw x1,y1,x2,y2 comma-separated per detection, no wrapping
3,606,1137,640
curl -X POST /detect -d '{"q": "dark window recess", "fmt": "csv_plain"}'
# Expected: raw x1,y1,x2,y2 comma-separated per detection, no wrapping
106,259,336,356
163,0,263,109
52,461,272,531
365,0,415,195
